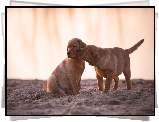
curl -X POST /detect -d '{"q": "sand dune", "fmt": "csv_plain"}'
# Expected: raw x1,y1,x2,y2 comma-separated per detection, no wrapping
7,79,154,115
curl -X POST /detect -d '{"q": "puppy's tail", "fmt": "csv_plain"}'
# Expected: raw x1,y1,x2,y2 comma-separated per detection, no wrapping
125,39,144,54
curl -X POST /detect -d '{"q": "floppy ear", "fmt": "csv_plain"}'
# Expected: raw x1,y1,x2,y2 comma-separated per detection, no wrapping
77,39,86,48
91,49,98,62
78,48,85,56
93,51,98,58
90,45,98,56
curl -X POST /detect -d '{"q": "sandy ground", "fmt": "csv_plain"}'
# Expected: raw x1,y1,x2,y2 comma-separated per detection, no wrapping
7,79,154,115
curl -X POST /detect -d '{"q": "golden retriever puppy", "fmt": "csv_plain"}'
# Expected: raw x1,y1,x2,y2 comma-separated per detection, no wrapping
78,39,144,93
46,38,86,96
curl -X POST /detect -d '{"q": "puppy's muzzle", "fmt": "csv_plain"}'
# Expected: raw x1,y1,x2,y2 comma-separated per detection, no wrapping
67,52,70,55
67,52,71,58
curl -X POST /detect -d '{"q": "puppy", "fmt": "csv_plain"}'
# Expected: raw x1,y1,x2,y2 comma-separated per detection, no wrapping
78,39,144,93
46,38,85,96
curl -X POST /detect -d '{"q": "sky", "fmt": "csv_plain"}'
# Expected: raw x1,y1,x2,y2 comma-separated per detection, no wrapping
7,7,154,80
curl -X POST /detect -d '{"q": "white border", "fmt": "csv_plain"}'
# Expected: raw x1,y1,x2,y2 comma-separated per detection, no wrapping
0,0,158,121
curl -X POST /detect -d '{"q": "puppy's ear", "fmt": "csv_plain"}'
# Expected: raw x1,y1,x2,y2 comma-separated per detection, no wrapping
78,48,85,56
78,39,86,48
90,45,98,56
91,50,97,60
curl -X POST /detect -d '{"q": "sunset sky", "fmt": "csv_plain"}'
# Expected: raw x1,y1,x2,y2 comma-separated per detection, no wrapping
6,7,155,80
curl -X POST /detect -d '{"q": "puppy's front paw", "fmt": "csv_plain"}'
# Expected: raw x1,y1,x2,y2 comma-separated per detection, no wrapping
103,88,109,93
73,90,80,95
113,87,117,91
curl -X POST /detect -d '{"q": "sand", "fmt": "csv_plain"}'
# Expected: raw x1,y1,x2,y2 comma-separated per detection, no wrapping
7,79,154,115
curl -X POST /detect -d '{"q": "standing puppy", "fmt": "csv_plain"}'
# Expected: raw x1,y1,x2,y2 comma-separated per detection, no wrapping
78,39,144,93
46,38,85,96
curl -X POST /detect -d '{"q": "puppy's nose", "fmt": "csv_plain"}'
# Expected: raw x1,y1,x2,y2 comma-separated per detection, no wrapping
67,52,70,55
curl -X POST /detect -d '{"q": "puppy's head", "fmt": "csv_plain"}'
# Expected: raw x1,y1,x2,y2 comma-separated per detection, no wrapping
79,45,98,66
67,38,86,59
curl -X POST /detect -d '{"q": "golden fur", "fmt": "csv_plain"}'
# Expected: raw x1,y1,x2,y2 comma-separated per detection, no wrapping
78,39,144,93
46,38,85,96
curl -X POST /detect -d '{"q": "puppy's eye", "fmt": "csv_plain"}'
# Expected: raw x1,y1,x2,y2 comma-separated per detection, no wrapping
90,52,93,55
72,45,76,47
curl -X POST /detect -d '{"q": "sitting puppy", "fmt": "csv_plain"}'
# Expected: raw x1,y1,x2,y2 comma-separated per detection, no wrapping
78,39,144,93
46,38,85,96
